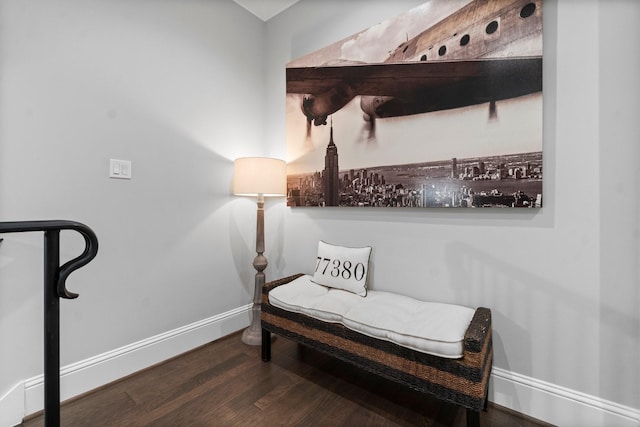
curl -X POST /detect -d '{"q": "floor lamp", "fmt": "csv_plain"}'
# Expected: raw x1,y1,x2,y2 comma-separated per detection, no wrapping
233,157,287,345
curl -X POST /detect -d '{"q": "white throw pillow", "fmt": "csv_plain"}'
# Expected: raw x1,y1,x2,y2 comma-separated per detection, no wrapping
312,241,371,296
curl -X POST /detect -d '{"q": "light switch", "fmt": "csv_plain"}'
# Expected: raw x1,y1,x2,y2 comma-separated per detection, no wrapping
109,159,132,179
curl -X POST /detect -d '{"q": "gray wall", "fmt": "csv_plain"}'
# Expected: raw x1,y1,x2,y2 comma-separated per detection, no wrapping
0,0,269,401
264,0,640,410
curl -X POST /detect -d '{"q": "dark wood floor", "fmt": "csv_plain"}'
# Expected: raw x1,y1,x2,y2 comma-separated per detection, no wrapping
22,332,554,427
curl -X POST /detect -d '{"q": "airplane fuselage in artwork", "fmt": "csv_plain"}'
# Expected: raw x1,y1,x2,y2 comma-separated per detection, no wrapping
288,0,543,135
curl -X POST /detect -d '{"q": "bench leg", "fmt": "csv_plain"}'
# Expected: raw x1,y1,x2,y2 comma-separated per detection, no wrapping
466,409,480,427
261,329,271,362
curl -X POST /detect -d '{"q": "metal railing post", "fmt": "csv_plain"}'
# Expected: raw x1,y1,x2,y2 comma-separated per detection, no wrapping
0,221,98,427
43,230,61,427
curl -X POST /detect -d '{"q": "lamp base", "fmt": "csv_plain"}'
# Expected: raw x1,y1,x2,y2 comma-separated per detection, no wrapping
241,324,262,346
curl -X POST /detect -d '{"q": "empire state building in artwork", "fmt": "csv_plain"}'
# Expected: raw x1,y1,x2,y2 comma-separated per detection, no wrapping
323,122,339,206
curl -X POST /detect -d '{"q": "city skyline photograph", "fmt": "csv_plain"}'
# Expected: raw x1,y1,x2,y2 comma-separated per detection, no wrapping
285,0,543,208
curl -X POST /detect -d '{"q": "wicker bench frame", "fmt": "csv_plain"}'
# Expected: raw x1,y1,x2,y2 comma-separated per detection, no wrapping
261,274,493,427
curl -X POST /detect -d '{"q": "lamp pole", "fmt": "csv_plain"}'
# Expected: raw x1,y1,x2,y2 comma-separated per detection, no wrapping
242,193,266,345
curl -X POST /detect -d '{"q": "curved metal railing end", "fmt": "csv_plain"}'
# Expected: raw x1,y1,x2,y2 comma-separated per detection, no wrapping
0,220,99,298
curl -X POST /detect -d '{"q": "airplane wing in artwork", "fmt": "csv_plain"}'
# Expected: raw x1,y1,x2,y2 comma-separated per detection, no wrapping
287,56,542,135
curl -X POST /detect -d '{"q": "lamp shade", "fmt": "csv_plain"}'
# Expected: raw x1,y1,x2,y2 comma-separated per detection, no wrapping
233,157,287,197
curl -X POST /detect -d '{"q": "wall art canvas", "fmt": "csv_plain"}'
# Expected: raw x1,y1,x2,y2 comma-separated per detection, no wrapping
285,0,543,208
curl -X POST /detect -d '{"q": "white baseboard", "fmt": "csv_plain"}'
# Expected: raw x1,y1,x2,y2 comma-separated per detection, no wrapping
19,304,250,420
3,309,639,427
492,367,640,427
0,382,25,427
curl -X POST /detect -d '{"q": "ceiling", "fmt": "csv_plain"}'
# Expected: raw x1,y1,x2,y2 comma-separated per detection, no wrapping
233,0,300,21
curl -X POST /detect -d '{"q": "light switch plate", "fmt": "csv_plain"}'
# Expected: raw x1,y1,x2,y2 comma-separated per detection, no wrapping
109,159,132,179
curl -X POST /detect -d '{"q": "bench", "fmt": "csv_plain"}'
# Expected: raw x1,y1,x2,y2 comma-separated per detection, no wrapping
261,273,493,427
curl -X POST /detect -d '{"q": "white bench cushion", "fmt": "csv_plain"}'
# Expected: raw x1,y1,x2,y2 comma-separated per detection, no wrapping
268,274,475,359
268,275,361,323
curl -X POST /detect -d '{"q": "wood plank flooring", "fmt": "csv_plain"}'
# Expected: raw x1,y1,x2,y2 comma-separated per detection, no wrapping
21,332,554,426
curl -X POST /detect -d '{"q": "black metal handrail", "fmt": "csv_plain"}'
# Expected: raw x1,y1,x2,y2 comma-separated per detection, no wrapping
0,220,99,427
